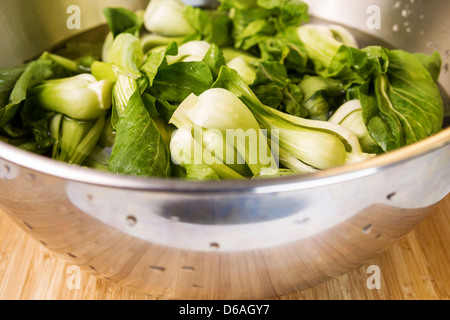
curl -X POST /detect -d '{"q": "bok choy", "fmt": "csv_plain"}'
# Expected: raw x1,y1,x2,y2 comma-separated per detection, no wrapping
0,0,445,181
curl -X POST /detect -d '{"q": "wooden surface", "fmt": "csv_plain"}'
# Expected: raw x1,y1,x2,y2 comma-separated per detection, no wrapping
0,195,449,300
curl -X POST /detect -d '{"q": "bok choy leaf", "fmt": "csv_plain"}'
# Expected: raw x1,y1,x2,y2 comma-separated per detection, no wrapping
359,50,444,152
108,33,171,177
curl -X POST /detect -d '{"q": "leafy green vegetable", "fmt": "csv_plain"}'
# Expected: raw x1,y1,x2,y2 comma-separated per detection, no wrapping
109,90,171,177
145,52,215,122
51,41,103,69
183,6,233,47
143,0,195,37
226,56,257,85
108,32,171,177
141,34,184,54
149,61,214,102
251,61,287,108
202,43,227,80
359,50,444,152
413,51,442,83
226,0,309,52
52,114,106,165
82,144,111,171
0,64,28,108
165,40,212,65
212,66,373,170
0,58,54,127
179,163,221,181
250,61,308,117
169,125,247,180
258,27,309,74
0,0,446,181
20,101,55,152
258,0,309,31
103,7,143,38
329,99,381,154
27,74,113,120
170,88,277,177
91,61,118,83
298,75,345,120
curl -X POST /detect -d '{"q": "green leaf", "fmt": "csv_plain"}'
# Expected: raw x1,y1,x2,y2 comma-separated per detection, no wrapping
299,75,345,120
147,61,214,103
229,7,273,49
360,50,444,152
156,99,179,123
219,0,258,10
250,61,308,117
181,163,221,181
282,83,307,118
226,0,309,51
328,45,389,79
142,93,159,117
258,0,309,30
183,6,233,47
141,51,168,87
0,64,28,108
0,58,54,127
140,42,178,87
109,90,171,177
251,61,287,108
235,19,276,51
103,7,143,38
20,101,55,151
413,51,442,83
53,115,106,165
202,43,226,80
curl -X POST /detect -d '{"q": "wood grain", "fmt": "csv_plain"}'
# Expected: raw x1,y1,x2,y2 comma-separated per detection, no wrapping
0,195,448,300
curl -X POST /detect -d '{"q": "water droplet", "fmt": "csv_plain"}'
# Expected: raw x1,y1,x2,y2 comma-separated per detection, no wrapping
419,14,425,20
392,24,400,32
394,1,401,9
410,0,415,4
401,9,412,18
403,21,409,27
405,27,412,33
419,30,425,36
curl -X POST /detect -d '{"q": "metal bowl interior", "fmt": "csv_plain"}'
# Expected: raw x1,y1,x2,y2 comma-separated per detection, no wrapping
0,0,449,299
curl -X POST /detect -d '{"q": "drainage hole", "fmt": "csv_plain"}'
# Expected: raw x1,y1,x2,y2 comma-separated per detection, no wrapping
67,252,77,259
182,266,195,272
386,192,397,200
23,221,33,230
363,224,373,235
209,242,220,249
149,266,165,272
126,215,137,226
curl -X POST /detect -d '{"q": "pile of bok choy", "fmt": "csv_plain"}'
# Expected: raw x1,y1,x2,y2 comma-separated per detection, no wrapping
0,0,445,181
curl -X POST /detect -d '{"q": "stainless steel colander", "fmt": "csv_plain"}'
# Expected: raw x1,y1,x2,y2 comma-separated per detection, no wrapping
0,0,448,299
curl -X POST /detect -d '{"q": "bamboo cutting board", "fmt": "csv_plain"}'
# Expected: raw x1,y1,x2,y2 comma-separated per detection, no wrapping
0,195,449,300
